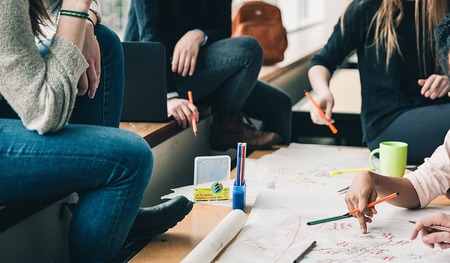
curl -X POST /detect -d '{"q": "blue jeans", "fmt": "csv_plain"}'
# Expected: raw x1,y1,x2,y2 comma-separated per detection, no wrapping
124,0,292,143
0,25,153,262
172,37,292,143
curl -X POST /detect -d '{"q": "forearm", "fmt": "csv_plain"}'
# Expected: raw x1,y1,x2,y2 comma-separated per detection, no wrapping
372,172,420,208
56,0,92,49
308,65,332,94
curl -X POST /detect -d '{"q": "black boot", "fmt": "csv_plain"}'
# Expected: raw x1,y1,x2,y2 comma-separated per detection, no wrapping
210,113,282,151
125,196,194,243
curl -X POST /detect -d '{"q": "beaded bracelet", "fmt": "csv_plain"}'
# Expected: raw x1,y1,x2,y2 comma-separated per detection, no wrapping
59,9,90,20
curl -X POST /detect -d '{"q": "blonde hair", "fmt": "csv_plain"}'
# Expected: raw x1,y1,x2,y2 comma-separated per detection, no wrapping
341,0,448,73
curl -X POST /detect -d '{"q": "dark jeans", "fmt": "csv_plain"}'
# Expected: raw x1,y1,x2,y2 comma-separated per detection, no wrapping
0,25,152,262
124,0,292,143
367,103,450,165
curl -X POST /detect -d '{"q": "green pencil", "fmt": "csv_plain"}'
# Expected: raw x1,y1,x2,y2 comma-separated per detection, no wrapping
306,213,352,225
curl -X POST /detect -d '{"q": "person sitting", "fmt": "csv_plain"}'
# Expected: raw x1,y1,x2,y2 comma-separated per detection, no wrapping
307,0,450,164
0,0,192,261
124,0,293,151
345,13,450,250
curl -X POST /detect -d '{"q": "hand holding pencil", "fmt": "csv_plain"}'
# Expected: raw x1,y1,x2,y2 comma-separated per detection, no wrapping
410,213,450,249
304,91,338,134
187,91,198,137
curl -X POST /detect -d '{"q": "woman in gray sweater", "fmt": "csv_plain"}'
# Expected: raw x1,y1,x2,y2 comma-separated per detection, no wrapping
0,0,192,261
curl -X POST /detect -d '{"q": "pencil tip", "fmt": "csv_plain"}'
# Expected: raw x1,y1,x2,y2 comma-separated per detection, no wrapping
194,132,197,137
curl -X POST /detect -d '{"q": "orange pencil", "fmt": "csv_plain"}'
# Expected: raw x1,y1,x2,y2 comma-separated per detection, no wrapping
187,91,198,137
304,91,338,134
348,192,399,215
306,192,400,225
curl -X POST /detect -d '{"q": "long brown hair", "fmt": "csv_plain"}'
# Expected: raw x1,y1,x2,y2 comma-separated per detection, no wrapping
342,0,448,73
28,0,52,37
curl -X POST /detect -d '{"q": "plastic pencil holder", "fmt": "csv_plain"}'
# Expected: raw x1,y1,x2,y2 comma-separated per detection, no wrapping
232,179,246,211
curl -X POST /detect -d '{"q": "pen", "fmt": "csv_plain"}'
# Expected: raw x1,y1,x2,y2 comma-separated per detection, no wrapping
306,192,399,225
330,168,375,175
293,241,317,262
409,220,450,232
187,91,198,137
304,91,338,134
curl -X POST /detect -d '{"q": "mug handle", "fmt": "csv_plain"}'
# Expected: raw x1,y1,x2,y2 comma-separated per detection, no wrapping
369,148,380,171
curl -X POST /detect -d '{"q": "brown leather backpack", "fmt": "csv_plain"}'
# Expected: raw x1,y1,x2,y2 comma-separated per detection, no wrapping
232,1,288,65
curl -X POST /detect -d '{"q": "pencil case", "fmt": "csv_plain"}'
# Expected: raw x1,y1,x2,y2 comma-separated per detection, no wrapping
232,179,246,211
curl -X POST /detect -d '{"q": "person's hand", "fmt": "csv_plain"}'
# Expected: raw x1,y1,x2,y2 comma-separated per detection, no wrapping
345,171,378,234
171,30,205,77
77,22,100,98
418,74,450,99
308,90,335,125
167,98,199,128
410,213,450,249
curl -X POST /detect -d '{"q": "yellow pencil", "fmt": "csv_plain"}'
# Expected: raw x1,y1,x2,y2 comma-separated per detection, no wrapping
330,168,375,175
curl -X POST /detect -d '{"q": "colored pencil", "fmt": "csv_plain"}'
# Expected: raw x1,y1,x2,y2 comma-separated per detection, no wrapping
330,168,375,175
187,91,198,137
348,192,399,215
409,220,450,232
306,192,399,225
304,91,338,134
293,241,317,262
306,214,352,225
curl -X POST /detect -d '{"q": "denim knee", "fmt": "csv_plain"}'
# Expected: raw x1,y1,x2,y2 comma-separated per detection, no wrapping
95,25,123,54
229,36,264,66
108,129,153,186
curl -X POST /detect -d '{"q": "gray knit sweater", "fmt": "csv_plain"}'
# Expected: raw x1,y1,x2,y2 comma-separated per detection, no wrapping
0,0,90,134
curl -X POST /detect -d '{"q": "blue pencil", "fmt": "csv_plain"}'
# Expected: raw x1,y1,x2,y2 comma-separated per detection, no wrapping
236,143,242,186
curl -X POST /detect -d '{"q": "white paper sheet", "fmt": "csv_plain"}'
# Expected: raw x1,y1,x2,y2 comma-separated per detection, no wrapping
163,143,372,207
217,189,450,263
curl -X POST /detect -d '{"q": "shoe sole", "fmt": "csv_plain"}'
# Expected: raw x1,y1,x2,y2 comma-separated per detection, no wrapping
131,200,194,241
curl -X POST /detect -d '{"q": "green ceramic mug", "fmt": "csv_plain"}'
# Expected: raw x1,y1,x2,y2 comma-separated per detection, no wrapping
369,141,408,177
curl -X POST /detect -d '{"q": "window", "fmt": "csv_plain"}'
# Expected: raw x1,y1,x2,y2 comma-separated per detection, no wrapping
99,0,328,37
98,0,130,39
277,0,325,32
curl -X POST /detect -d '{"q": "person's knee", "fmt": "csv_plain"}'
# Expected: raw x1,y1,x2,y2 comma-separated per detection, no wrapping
109,130,153,183
94,24,124,58
232,36,263,63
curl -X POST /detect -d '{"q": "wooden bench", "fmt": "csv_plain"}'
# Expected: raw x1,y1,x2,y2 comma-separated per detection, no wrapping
119,22,336,146
0,23,336,260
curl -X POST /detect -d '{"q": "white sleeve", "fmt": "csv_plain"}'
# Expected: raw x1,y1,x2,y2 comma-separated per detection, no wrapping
404,130,450,207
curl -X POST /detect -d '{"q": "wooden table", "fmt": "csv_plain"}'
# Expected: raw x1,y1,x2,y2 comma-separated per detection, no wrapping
129,148,450,262
129,150,274,263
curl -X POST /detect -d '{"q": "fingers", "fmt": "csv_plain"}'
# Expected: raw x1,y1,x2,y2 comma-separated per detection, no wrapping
189,56,197,76
171,33,200,76
419,75,450,99
422,232,450,248
187,102,200,122
86,62,100,98
355,212,371,234
410,213,450,248
167,98,198,128
77,72,89,96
